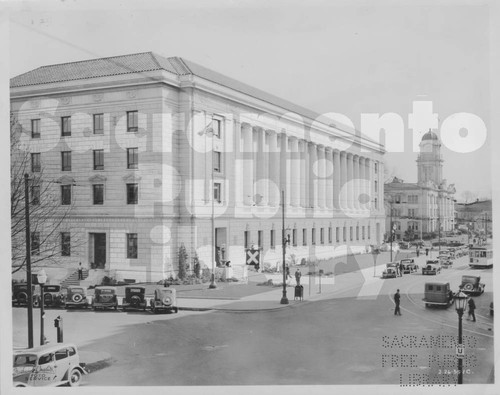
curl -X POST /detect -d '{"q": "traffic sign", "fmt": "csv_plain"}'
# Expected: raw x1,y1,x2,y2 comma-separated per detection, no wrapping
456,344,465,359
246,250,260,265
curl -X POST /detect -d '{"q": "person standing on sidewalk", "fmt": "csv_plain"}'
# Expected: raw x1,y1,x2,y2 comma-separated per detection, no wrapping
394,289,401,316
295,269,302,286
78,262,83,280
468,298,476,322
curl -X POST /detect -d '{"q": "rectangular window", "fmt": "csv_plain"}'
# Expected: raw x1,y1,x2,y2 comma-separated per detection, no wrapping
374,198,378,210
350,226,353,241
31,232,40,255
356,226,359,241
31,185,40,205
213,118,222,138
244,231,250,249
61,232,71,256
93,114,104,134
368,225,371,239
320,228,324,244
374,181,378,193
374,163,378,173
31,119,40,139
213,151,221,172
336,227,340,243
270,230,275,249
61,151,71,171
126,183,138,204
362,226,365,240
343,227,346,242
61,185,72,205
328,227,332,244
127,148,138,169
395,195,401,204
302,228,307,246
292,229,297,246
312,228,316,245
31,153,41,172
61,116,71,137
258,230,263,249
93,184,104,205
213,182,222,203
127,111,138,132
93,149,104,170
127,233,138,259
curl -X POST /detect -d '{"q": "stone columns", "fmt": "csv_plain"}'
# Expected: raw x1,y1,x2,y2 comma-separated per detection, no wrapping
309,143,318,208
359,156,365,210
279,133,288,205
333,150,341,210
268,131,280,207
347,153,354,210
256,127,267,206
317,145,326,209
340,151,347,210
353,155,360,210
300,140,308,208
242,123,253,206
326,149,333,210
290,137,300,207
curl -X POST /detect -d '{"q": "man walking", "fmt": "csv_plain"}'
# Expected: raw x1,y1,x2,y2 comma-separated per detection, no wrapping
78,262,83,280
394,289,401,316
468,297,476,322
295,269,302,286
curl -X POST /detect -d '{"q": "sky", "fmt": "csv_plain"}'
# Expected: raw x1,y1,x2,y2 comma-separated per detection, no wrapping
5,0,494,201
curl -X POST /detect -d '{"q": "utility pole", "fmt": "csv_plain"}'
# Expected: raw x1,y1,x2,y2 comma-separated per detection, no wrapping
280,190,289,304
24,173,34,348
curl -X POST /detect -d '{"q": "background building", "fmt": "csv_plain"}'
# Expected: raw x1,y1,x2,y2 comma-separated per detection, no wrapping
10,52,385,283
455,199,492,235
384,130,455,241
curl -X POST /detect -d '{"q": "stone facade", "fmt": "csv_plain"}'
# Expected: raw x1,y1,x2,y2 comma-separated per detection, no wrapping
10,53,386,282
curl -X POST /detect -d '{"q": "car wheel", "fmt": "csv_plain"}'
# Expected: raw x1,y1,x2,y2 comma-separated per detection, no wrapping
463,283,474,292
174,307,178,313
68,368,82,387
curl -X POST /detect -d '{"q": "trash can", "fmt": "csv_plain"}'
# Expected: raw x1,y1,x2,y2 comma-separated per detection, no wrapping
294,285,304,301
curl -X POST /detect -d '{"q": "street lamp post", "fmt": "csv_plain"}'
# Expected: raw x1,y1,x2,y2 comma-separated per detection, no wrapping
454,290,468,384
37,269,47,345
24,173,34,348
208,131,216,289
280,190,289,304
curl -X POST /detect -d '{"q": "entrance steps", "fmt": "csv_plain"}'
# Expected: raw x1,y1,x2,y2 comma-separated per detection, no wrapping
60,269,89,288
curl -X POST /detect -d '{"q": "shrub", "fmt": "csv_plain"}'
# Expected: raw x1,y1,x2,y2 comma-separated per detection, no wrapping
193,253,201,278
178,244,188,280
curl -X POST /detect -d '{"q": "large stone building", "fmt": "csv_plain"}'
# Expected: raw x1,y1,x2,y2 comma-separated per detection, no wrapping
384,130,455,241
455,199,492,235
10,52,386,283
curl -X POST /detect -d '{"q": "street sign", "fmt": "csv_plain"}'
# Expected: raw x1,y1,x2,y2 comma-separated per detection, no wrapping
456,344,465,359
246,249,260,265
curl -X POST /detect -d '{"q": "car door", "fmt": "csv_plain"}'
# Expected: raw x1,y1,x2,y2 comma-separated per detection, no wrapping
29,353,57,386
54,348,72,382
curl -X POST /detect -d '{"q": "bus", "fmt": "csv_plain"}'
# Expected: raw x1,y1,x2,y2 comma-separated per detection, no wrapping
469,247,493,269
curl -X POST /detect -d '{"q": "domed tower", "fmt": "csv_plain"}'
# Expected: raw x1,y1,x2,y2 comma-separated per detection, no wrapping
417,129,443,186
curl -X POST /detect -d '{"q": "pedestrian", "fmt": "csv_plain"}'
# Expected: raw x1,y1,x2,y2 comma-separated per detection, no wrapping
77,262,83,280
295,269,302,286
416,249,420,257
468,298,476,322
425,248,429,256
286,264,292,280
394,289,401,316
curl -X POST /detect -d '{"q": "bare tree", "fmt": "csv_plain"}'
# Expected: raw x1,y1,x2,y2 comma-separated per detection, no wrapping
11,114,78,275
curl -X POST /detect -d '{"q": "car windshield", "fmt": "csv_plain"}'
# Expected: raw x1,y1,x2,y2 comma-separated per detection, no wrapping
44,286,60,292
128,288,143,293
462,276,478,283
14,354,37,367
97,289,114,294
70,288,84,293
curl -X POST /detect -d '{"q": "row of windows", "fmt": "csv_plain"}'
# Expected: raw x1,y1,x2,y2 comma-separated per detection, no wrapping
30,232,138,259
30,183,139,206
394,194,419,204
392,222,419,231
244,225,372,249
30,113,224,138
30,148,139,172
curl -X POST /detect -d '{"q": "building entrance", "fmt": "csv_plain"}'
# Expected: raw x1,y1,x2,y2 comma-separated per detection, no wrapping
89,233,106,269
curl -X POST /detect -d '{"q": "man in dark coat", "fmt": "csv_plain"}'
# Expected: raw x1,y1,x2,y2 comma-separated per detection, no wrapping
394,289,401,316
468,298,476,322
295,269,302,286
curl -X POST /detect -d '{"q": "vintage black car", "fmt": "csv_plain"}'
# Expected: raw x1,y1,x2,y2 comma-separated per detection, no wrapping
42,285,65,307
150,288,178,314
460,275,485,296
65,286,89,309
12,283,38,307
422,260,441,275
423,282,454,308
400,258,418,274
91,286,118,310
122,286,147,311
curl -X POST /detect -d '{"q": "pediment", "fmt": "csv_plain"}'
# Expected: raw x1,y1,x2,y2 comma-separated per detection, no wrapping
89,174,107,183
122,173,142,182
58,176,75,185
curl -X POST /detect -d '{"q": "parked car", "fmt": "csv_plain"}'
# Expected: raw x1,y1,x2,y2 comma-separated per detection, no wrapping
42,285,66,308
398,241,411,250
65,286,89,309
91,286,118,310
12,283,38,307
422,260,441,275
460,275,485,296
13,343,87,387
438,255,453,268
382,263,398,279
400,258,418,274
150,288,178,314
122,286,147,311
422,282,454,308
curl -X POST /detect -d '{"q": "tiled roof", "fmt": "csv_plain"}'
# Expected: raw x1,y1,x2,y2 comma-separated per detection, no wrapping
10,52,324,122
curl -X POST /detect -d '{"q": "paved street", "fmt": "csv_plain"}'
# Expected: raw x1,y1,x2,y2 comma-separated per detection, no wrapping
13,251,493,386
